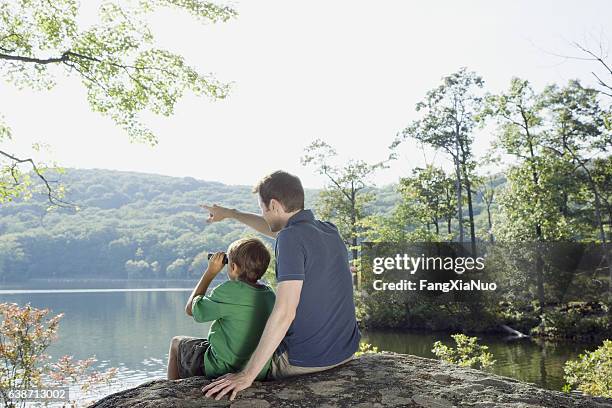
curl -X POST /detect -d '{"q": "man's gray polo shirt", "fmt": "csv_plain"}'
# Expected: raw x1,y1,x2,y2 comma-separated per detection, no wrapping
274,209,361,367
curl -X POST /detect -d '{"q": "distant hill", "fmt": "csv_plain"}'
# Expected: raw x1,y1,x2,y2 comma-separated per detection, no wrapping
0,168,500,282
0,168,400,282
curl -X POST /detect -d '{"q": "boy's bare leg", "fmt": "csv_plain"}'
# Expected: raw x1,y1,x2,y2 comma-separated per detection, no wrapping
167,337,180,380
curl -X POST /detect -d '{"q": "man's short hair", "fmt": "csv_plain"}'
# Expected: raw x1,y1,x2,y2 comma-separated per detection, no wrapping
253,170,304,212
227,238,271,283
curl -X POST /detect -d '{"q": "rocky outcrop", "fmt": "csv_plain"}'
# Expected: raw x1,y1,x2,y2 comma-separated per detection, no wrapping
92,352,612,408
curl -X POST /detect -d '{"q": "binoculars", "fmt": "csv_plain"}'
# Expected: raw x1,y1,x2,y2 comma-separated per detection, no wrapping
207,253,228,265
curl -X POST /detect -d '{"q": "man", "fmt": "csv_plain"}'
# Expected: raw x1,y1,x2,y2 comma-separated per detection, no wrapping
200,170,361,401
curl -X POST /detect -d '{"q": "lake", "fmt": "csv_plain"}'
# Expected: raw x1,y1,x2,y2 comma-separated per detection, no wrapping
0,279,603,404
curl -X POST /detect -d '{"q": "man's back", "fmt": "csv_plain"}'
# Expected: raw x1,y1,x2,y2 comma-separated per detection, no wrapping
274,209,361,367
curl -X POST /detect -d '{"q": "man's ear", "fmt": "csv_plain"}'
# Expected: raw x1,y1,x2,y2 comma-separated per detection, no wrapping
268,198,277,213
269,198,285,214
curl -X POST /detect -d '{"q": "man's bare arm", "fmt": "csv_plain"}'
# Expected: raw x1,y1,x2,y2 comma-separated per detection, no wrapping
201,204,277,238
228,208,278,238
241,280,302,377
202,280,303,400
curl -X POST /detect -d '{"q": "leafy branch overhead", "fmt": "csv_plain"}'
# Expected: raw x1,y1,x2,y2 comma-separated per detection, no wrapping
0,0,236,145
0,0,236,207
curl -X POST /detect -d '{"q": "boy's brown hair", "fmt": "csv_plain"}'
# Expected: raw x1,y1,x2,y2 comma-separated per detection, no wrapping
227,238,271,283
252,170,304,212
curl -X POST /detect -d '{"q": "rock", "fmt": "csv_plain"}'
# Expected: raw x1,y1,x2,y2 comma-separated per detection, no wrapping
91,352,612,408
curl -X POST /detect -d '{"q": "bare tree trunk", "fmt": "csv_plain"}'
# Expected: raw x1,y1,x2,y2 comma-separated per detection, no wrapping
454,137,464,242
525,130,546,319
535,238,545,317
462,161,477,255
350,187,358,287
486,203,494,243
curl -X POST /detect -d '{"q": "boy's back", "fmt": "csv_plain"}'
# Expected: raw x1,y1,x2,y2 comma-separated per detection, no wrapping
192,279,276,379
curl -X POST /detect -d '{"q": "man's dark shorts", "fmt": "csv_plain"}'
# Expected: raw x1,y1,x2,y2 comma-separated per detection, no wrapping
176,336,209,378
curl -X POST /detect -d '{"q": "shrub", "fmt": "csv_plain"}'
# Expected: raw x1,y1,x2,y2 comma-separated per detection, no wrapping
355,342,379,357
432,334,495,370
563,339,612,398
0,302,116,407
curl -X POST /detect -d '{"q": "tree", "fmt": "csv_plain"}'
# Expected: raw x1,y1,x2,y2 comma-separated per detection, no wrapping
166,257,188,278
398,165,455,237
541,79,612,299
301,139,385,275
0,237,26,282
476,173,498,244
0,0,236,206
482,78,578,315
392,67,484,254
544,41,612,130
565,42,612,103
125,259,151,278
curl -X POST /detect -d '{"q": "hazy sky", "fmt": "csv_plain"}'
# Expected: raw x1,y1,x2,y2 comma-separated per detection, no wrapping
1,0,611,188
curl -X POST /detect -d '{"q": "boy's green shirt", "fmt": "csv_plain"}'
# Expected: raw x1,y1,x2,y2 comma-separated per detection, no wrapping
191,279,276,380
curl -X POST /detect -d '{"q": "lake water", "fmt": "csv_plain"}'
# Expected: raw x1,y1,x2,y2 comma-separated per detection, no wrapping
0,279,603,404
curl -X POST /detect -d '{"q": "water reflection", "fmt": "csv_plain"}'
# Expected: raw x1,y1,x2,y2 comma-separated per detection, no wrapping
0,283,604,399
0,286,212,396
361,330,600,390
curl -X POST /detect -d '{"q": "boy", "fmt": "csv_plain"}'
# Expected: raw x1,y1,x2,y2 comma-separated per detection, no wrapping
166,237,276,381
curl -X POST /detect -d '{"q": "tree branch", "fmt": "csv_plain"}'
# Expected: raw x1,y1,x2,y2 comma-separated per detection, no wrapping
0,51,70,64
322,167,353,202
0,149,75,208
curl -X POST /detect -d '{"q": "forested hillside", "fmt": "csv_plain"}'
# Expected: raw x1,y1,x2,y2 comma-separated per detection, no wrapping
0,168,402,282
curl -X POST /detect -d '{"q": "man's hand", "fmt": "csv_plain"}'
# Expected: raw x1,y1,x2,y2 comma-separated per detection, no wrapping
206,252,226,276
201,204,232,223
201,371,255,401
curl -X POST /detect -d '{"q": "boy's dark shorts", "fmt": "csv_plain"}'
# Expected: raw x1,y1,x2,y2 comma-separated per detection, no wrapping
175,336,210,378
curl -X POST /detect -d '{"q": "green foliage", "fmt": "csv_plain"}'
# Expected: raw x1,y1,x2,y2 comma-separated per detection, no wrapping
166,258,188,278
394,67,484,155
397,165,456,238
0,0,234,144
0,168,325,282
393,67,485,244
261,251,277,288
530,305,610,339
0,0,235,204
301,139,386,256
0,238,26,282
563,340,612,398
432,334,495,370
484,78,610,243
354,342,379,357
125,259,153,278
356,273,499,333
494,159,579,241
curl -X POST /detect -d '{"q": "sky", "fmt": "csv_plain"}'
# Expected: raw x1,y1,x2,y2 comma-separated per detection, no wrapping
1,0,611,188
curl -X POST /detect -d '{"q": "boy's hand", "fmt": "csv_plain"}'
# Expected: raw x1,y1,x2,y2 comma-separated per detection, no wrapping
206,252,226,276
201,204,232,223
